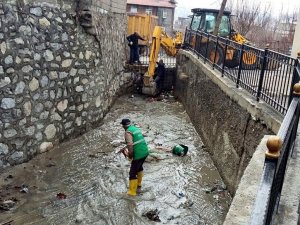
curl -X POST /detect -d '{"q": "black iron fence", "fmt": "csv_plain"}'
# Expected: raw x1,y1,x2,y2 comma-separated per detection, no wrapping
184,28,298,115
250,81,300,224
139,45,177,68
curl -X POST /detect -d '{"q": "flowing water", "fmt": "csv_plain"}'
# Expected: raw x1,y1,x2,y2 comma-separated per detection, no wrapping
0,95,231,225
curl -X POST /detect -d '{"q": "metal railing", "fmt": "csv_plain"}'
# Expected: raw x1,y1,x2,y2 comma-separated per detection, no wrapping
250,82,300,224
184,28,298,115
139,45,177,68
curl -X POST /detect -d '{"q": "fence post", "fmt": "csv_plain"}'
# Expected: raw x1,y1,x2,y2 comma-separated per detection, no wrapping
204,34,210,64
256,45,269,101
221,39,229,77
291,82,300,158
236,44,245,88
212,36,219,69
288,53,300,106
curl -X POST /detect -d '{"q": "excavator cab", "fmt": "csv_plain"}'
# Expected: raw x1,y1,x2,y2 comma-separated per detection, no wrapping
189,8,232,38
186,8,258,69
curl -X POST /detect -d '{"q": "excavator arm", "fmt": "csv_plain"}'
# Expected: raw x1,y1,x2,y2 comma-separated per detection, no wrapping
143,26,183,87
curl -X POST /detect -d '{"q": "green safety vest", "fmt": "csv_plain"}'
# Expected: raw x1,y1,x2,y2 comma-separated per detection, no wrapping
127,125,149,160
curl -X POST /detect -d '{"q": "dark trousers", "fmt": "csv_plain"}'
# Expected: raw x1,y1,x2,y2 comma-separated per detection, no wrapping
129,156,147,180
129,46,139,63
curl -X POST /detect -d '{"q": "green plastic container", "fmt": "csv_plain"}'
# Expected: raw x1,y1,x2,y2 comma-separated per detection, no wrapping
172,144,188,156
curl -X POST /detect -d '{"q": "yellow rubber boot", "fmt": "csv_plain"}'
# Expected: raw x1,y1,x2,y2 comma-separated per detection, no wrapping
137,172,144,188
127,179,138,196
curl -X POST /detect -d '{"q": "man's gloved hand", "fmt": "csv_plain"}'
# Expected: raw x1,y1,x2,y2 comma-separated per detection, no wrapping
129,41,133,45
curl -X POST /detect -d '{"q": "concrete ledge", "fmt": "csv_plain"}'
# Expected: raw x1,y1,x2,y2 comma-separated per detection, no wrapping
223,135,270,225
179,50,283,133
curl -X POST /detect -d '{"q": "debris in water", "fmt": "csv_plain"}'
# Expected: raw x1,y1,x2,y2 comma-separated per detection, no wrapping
20,186,29,193
0,200,16,211
46,163,56,167
88,154,98,158
56,193,67,199
142,209,161,222
1,220,14,225
204,184,227,194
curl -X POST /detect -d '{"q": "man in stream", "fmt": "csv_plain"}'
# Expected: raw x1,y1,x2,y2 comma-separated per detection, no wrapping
120,118,149,196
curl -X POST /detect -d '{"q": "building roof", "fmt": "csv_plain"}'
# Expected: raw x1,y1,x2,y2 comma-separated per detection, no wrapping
127,0,176,8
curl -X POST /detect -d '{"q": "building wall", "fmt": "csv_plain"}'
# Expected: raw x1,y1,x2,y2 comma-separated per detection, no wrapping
291,10,300,58
127,4,174,34
0,0,132,168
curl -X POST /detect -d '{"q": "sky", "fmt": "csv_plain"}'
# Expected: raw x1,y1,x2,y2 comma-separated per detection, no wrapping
175,0,300,19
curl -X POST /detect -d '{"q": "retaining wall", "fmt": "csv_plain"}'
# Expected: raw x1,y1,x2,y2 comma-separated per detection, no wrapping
175,50,282,194
0,0,131,168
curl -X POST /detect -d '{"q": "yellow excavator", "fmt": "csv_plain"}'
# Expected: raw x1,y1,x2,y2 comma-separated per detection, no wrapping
142,26,183,95
187,8,259,69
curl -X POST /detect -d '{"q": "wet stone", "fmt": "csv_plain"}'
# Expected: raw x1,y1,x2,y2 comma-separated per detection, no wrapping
44,124,56,139
4,128,17,138
0,77,11,88
15,81,25,94
1,98,15,109
0,143,9,155
4,55,13,64
30,7,42,16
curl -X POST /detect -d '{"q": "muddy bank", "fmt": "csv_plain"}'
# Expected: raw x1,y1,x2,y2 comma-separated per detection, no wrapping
0,95,231,225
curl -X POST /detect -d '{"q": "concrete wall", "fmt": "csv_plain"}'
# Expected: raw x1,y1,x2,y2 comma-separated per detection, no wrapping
175,50,283,194
0,0,132,168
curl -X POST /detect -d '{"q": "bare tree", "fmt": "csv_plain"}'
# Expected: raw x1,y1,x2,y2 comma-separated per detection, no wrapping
213,0,228,36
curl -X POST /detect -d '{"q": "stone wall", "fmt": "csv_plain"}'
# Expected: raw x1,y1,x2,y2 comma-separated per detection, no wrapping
175,51,282,194
0,0,131,168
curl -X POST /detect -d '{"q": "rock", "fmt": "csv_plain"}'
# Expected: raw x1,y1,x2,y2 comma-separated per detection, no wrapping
19,25,31,35
44,50,54,61
59,72,68,79
29,78,39,91
30,7,43,16
39,17,51,27
57,100,68,112
25,126,35,136
34,53,41,61
4,129,17,138
41,76,49,87
85,50,92,60
16,56,22,64
79,52,84,59
44,124,56,139
1,98,15,109
36,132,43,141
40,111,49,120
24,101,32,116
49,71,58,80
95,96,101,107
1,42,6,54
51,113,62,121
15,81,25,94
75,214,84,223
0,66,4,74
14,37,24,45
78,69,86,75
70,68,77,76
10,151,24,163
62,32,68,41
4,55,13,64
55,17,63,23
39,142,53,153
75,117,82,126
62,59,72,68
0,77,11,88
0,143,9,155
76,86,84,92
22,65,33,73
